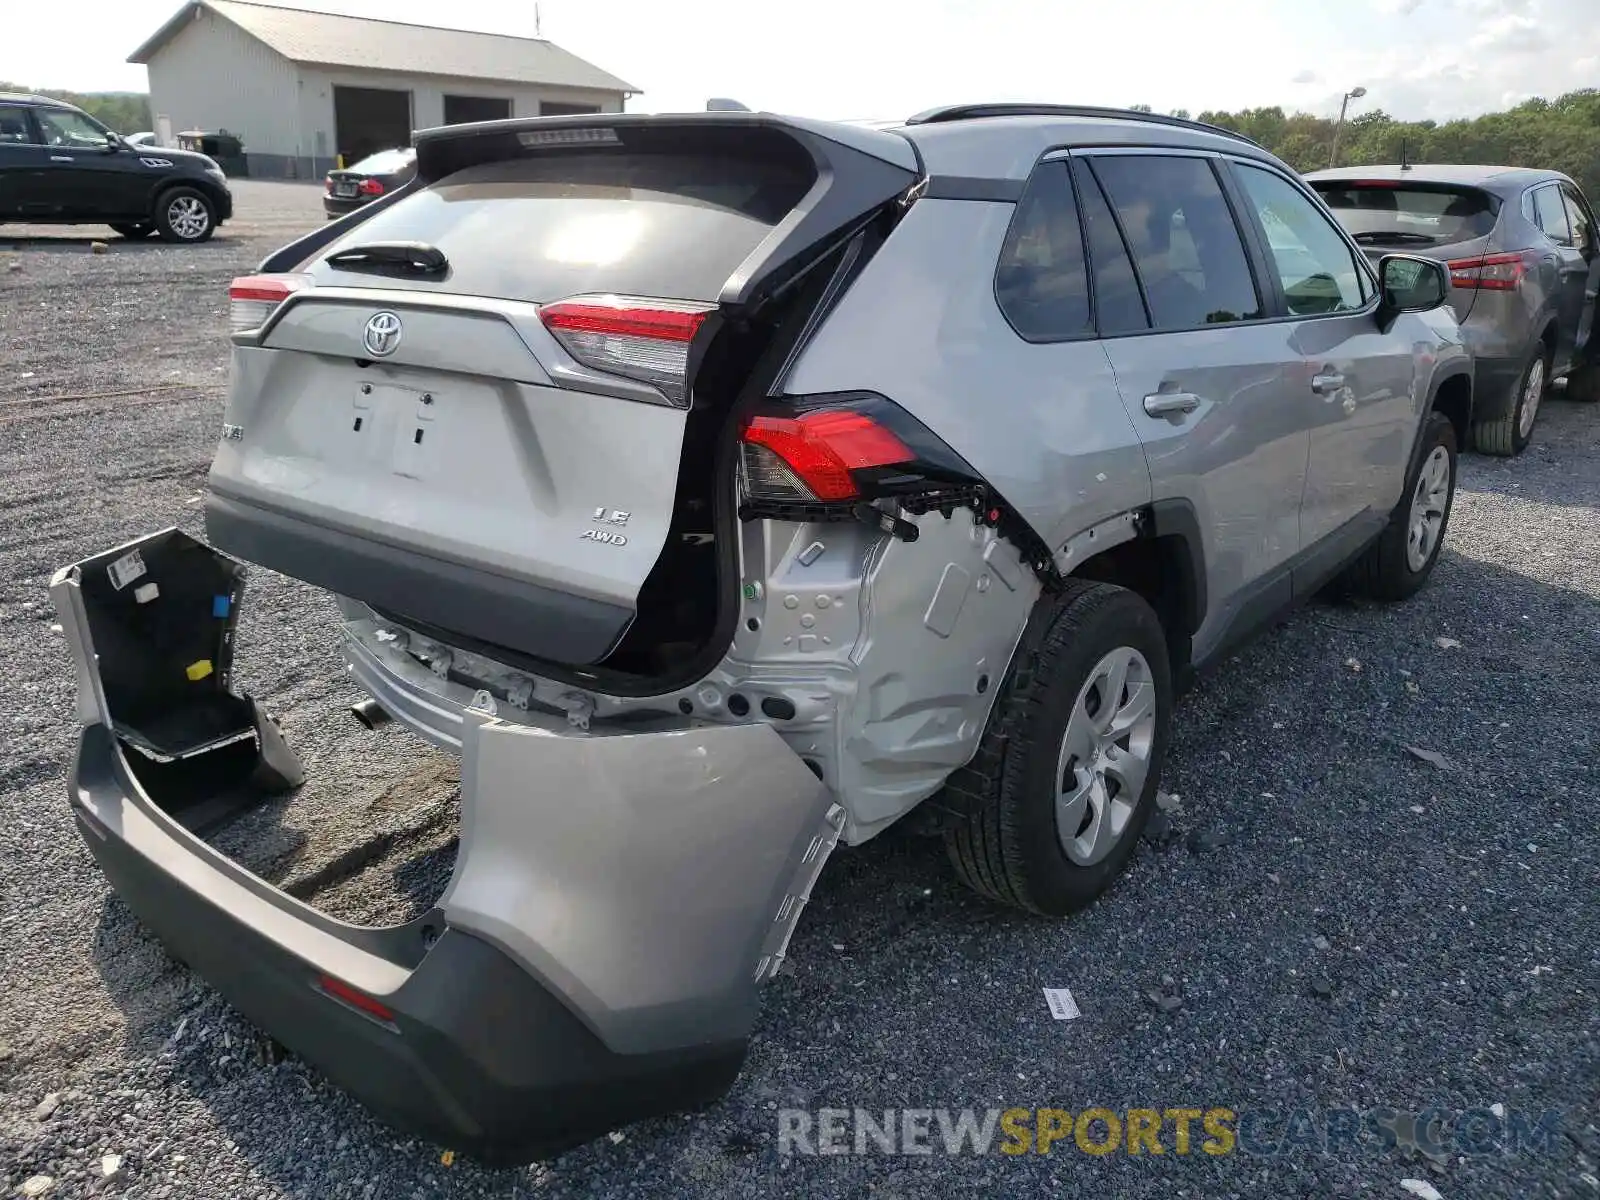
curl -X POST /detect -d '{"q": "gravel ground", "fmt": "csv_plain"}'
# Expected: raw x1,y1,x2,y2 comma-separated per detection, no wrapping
2,182,1597,1199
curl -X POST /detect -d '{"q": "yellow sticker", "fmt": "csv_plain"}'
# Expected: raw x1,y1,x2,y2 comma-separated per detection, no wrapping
185,660,213,681
440,1151,455,1167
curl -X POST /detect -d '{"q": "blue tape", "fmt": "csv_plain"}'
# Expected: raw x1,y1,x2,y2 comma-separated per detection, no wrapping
212,594,231,619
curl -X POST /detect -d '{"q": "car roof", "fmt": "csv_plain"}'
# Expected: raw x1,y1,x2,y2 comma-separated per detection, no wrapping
883,105,1286,181
0,91,66,107
1305,163,1571,194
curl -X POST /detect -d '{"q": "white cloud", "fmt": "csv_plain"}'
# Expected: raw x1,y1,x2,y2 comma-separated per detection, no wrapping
1292,70,1321,85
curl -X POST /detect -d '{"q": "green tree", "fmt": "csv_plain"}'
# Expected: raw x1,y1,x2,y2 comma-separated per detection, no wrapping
0,82,151,132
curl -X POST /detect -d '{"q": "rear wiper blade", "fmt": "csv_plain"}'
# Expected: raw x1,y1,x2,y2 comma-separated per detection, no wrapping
1351,231,1437,245
325,241,448,276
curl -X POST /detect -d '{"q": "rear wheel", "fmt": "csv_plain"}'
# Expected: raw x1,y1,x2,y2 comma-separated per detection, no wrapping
1345,410,1457,602
1565,364,1600,403
110,222,154,239
154,187,216,243
942,581,1172,917
1473,345,1547,455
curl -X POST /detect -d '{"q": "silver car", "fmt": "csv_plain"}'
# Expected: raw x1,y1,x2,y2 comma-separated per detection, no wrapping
1307,164,1600,454
52,104,1472,1160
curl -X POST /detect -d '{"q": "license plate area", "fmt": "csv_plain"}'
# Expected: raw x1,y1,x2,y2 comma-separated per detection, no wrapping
350,382,439,480
335,183,357,197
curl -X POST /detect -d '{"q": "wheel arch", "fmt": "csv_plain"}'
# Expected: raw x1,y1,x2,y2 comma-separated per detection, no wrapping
1065,500,1207,688
1428,369,1473,453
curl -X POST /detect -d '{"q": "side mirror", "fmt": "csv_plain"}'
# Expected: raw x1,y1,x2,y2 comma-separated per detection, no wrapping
1376,253,1449,320
103,132,124,152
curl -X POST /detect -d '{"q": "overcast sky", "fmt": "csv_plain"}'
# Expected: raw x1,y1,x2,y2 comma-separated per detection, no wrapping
3,0,1595,123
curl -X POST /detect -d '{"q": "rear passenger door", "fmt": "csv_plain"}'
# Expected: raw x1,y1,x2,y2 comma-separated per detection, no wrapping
1227,159,1415,555
1528,182,1589,370
0,104,46,218
1074,150,1309,664
1558,183,1598,363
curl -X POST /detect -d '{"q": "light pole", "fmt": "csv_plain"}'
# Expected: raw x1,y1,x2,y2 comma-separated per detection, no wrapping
1328,86,1367,169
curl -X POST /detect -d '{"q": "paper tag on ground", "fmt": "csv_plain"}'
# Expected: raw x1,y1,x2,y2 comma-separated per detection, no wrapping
1043,988,1081,1021
107,549,147,591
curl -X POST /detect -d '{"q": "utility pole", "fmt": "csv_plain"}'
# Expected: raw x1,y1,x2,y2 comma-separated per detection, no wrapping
535,2,542,37
1328,86,1367,169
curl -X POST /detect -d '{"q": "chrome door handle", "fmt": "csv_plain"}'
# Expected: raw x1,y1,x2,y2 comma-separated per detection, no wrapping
1143,391,1202,417
1311,372,1346,394
49,155,74,162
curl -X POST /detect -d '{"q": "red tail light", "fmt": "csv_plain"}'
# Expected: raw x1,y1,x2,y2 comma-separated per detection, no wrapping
742,410,913,502
323,174,335,194
1446,252,1527,292
229,273,310,333
358,178,385,196
318,974,396,1024
539,295,713,403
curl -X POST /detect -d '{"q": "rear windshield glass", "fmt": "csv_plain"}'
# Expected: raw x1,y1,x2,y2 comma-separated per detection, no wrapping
349,148,415,174
1311,183,1499,246
313,151,815,303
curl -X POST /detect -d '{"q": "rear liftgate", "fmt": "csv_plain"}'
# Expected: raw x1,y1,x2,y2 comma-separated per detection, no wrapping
52,529,847,1161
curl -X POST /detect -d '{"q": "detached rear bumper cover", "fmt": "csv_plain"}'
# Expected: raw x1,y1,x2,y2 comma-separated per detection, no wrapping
52,530,842,1161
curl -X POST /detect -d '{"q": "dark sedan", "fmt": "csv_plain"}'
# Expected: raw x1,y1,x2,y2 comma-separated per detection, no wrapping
323,147,416,219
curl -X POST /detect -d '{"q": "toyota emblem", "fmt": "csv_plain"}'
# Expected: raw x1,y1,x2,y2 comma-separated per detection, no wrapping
363,311,403,357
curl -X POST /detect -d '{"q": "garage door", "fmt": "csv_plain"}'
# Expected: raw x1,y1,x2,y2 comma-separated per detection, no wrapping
334,86,412,167
443,95,511,125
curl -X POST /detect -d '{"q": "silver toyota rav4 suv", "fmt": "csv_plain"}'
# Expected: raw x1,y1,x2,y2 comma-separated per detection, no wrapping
51,104,1472,1161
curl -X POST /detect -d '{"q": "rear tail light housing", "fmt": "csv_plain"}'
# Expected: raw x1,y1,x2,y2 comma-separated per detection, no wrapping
323,174,335,194
539,295,713,404
358,178,385,196
1446,251,1528,291
738,392,991,537
229,273,311,334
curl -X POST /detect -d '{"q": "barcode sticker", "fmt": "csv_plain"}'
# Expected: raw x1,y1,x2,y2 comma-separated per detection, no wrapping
107,550,147,591
1043,988,1081,1021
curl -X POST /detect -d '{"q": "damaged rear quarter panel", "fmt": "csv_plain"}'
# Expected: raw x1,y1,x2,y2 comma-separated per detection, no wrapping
780,196,1153,554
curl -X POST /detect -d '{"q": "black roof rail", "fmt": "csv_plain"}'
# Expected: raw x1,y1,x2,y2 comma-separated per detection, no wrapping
903,103,1263,149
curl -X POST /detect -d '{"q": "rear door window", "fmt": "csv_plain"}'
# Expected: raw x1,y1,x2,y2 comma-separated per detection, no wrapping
0,105,39,144
312,148,815,303
1532,184,1573,246
1312,182,1498,247
993,160,1091,341
1089,155,1262,330
1235,163,1369,315
1561,184,1594,251
1071,159,1149,335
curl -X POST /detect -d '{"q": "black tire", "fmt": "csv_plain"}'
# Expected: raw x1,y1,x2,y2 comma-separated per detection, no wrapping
110,222,154,239
1344,410,1457,602
1565,364,1600,403
1472,344,1547,455
942,581,1172,917
153,186,217,244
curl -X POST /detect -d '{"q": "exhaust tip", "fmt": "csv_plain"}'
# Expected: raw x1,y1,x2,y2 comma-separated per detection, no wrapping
350,698,392,730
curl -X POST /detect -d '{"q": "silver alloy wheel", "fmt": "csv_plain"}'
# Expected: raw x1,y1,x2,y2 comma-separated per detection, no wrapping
1054,645,1157,866
1406,444,1451,573
167,195,210,240
1517,355,1546,439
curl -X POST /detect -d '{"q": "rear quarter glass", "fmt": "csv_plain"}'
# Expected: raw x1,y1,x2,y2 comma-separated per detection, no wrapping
306,152,816,304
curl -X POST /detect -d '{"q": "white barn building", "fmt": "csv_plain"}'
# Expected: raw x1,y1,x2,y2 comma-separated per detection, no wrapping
129,0,636,178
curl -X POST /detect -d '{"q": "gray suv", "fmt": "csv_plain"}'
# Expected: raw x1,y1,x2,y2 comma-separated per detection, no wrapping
50,104,1472,1161
1307,164,1599,455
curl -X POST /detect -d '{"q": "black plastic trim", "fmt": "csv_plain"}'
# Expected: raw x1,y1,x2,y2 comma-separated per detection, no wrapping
922,175,1026,202
205,492,633,667
1145,499,1208,633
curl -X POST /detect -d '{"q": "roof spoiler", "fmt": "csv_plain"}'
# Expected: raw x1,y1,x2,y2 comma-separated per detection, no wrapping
706,98,752,112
